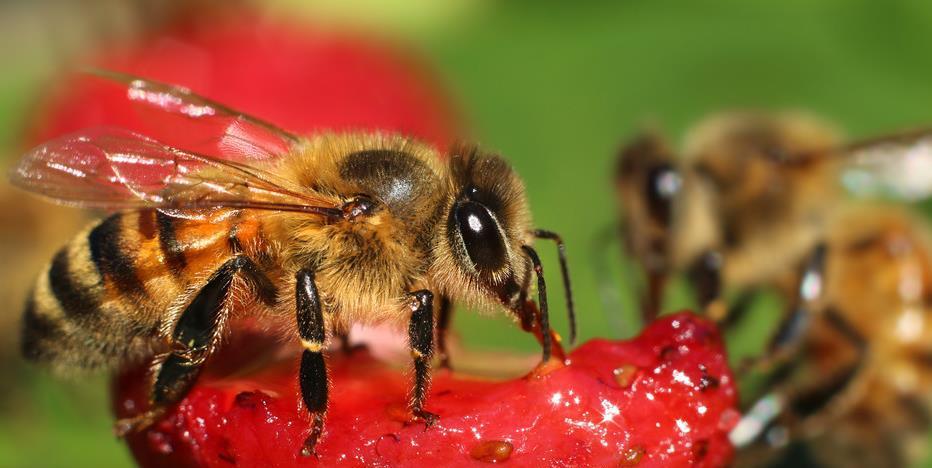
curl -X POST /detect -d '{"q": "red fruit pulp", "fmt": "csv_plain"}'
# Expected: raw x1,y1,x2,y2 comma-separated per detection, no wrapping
115,312,738,467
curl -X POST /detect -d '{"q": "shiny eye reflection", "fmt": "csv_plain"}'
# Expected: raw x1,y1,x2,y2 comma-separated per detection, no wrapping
467,213,483,232
654,168,682,198
645,163,680,226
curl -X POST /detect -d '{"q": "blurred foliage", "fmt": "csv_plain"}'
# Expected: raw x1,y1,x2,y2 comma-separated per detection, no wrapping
2,0,932,466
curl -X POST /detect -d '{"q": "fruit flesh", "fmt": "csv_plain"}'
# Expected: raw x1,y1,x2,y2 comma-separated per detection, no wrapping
115,312,738,467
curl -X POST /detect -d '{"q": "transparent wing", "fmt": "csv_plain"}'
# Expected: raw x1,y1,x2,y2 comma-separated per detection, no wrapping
838,128,932,201
784,127,932,201
89,69,298,162
9,127,341,218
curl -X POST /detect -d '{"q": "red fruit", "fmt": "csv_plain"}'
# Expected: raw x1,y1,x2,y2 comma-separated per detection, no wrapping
114,313,738,467
27,11,460,150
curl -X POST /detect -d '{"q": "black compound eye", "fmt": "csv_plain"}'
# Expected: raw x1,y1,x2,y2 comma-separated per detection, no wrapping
645,163,681,226
454,200,507,274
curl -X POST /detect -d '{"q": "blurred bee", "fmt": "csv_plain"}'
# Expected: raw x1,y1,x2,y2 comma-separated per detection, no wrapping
11,71,575,456
613,111,932,467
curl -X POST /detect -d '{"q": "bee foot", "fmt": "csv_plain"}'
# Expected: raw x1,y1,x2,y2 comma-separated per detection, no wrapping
113,408,165,437
299,440,320,459
299,414,325,457
412,409,439,428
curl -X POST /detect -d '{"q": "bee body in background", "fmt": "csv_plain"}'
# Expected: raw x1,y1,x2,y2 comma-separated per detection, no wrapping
13,72,575,456
614,112,932,466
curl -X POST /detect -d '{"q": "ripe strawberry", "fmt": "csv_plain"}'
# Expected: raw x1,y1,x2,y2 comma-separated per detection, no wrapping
115,313,738,467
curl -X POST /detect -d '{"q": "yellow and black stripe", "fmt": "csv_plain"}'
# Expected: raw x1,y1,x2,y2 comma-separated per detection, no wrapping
21,209,266,373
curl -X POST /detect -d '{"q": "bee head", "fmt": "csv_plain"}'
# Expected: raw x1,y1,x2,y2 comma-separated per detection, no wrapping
432,146,533,311
615,131,680,275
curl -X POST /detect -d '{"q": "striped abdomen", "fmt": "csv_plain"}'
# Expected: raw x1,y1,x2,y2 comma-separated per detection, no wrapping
21,209,265,374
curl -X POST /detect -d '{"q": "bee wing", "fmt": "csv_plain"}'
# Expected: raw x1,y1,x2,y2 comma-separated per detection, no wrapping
780,127,932,201
9,127,342,218
89,69,298,162
835,128,932,201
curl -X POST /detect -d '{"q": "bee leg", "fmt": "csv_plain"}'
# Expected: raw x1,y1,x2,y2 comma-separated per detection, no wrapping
686,252,772,332
533,229,576,345
731,306,867,449
737,244,828,376
522,245,554,363
784,307,867,417
718,289,757,330
408,290,438,426
436,295,453,369
296,268,328,457
641,269,667,323
116,256,273,436
686,250,725,321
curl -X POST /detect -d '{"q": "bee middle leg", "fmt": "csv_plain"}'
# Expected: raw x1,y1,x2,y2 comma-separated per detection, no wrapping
730,244,871,448
115,256,275,435
408,290,438,425
736,244,829,376
732,306,868,449
295,267,328,457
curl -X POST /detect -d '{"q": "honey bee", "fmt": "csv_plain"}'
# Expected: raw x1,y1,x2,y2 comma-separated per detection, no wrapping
613,112,932,466
12,71,576,456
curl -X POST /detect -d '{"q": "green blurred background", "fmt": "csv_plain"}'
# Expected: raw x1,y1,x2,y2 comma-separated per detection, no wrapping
2,0,932,466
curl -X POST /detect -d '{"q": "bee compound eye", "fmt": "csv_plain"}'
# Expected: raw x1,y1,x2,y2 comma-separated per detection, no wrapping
453,200,508,274
645,163,681,226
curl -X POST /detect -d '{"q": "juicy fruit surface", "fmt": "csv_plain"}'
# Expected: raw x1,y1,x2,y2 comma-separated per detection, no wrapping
115,312,738,467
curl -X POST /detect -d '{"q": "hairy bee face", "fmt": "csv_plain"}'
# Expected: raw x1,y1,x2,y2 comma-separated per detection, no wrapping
432,146,533,310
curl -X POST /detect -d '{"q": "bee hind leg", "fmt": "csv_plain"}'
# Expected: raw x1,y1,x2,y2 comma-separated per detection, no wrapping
408,290,438,425
295,268,329,457
731,244,868,449
731,306,867,449
736,244,829,377
115,256,275,437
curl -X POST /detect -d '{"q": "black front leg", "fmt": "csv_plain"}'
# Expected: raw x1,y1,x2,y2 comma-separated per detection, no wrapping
521,245,553,362
408,290,438,425
686,250,724,318
296,268,328,457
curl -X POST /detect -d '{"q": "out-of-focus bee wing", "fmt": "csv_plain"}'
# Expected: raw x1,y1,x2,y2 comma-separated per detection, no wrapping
837,128,932,200
10,127,342,218
89,69,298,162
791,127,932,201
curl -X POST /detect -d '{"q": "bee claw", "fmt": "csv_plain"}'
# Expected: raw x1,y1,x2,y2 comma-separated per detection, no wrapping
113,407,166,437
299,443,320,459
412,409,439,429
113,419,135,438
299,413,325,457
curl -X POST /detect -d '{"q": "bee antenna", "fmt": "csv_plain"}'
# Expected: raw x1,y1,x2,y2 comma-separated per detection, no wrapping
532,229,576,346
521,245,551,361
